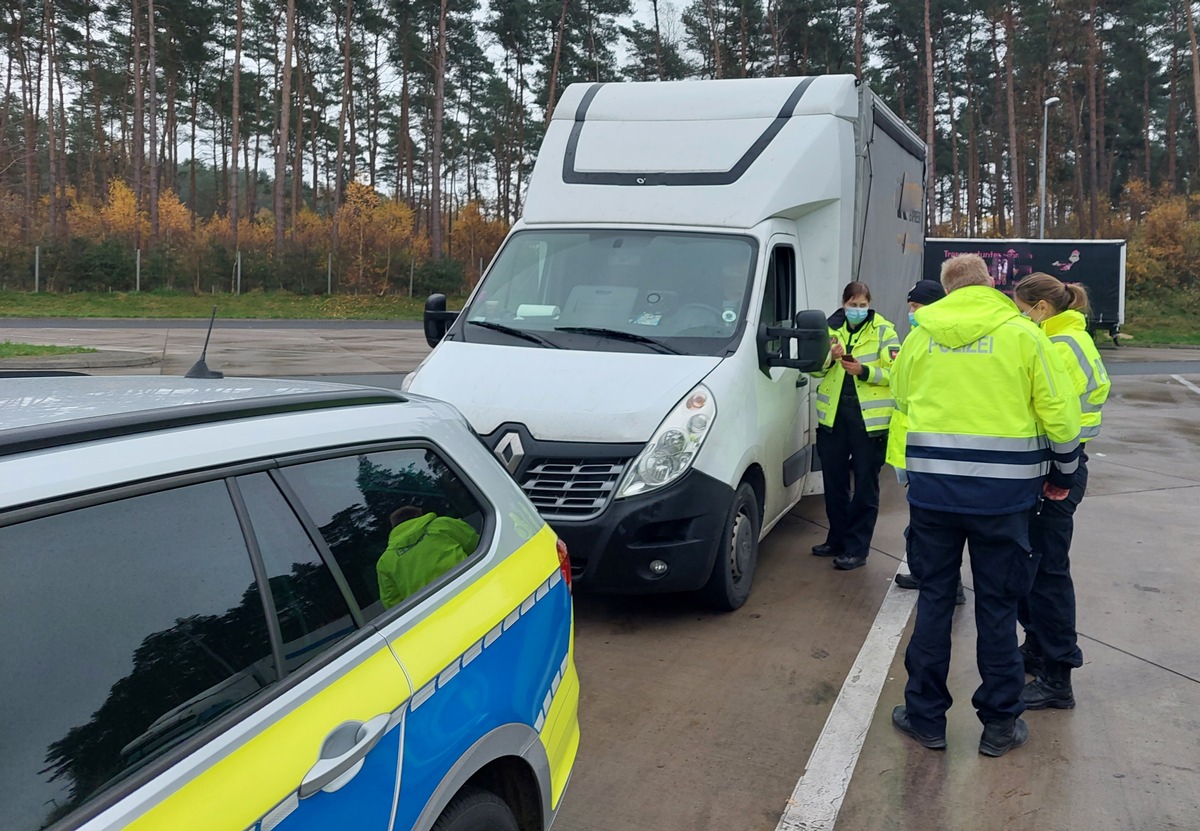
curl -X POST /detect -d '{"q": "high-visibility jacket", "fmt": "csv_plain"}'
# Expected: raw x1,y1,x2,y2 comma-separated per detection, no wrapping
377,513,480,608
814,309,900,434
892,286,1082,515
1041,310,1110,442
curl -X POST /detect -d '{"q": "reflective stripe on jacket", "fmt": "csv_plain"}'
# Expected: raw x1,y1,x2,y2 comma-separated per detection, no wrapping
813,309,900,434
892,286,1082,515
1042,310,1110,442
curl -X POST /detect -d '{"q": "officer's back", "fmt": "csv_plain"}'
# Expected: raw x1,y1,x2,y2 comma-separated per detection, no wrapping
889,253,1080,759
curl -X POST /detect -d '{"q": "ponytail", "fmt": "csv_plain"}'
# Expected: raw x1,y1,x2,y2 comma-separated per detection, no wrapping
1014,272,1074,315
1065,283,1090,314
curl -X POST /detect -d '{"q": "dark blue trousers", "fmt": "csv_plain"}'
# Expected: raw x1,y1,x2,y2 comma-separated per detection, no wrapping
816,404,887,559
903,506,1039,736
1017,454,1088,669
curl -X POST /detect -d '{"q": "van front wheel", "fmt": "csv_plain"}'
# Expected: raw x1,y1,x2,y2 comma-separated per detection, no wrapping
701,482,760,611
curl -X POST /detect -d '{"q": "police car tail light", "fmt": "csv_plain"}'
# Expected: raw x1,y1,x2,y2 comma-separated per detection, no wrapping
617,384,716,499
557,538,572,592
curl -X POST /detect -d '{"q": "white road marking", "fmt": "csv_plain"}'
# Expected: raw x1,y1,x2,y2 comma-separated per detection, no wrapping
1171,374,1200,397
775,565,917,831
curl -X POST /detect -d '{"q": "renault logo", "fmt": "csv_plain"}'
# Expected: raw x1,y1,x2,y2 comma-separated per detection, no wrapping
494,432,525,476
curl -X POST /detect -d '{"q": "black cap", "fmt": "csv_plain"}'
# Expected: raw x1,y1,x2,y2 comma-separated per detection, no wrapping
907,279,946,305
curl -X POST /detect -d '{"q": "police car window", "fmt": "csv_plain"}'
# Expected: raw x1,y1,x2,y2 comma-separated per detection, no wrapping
279,448,485,621
0,481,275,831
237,472,358,672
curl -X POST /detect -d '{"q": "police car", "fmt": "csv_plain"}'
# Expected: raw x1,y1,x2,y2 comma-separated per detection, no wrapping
0,376,579,831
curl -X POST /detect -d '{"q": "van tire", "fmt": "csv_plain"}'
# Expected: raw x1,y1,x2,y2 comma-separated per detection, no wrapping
432,787,521,831
701,481,760,611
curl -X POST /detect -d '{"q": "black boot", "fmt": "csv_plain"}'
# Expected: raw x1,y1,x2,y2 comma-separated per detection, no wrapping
894,571,920,589
1021,663,1075,710
979,717,1029,757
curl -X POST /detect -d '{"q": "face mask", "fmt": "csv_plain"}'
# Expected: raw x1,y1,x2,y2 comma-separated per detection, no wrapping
846,308,869,325
908,311,918,328
1020,305,1043,325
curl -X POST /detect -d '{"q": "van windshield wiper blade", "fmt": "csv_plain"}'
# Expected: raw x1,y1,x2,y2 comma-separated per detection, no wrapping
468,320,560,348
554,326,682,355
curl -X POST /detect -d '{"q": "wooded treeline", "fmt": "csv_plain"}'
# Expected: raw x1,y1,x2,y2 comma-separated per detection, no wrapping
3,0,1200,294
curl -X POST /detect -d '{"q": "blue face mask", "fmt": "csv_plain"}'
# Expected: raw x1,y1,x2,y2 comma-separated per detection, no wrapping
846,308,869,325
908,311,918,328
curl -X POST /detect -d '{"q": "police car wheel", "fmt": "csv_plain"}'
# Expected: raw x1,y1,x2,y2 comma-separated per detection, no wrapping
701,481,761,612
432,787,520,831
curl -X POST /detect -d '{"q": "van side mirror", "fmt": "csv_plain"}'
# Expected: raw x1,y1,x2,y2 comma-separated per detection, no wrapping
423,293,460,348
758,309,829,373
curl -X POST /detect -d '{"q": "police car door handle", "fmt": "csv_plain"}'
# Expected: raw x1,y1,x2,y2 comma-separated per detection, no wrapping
299,713,392,797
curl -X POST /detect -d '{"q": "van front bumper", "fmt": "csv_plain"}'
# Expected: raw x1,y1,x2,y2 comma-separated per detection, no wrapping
552,470,734,594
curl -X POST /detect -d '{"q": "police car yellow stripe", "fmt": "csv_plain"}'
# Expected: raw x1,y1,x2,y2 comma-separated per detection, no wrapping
125,649,410,831
389,523,561,691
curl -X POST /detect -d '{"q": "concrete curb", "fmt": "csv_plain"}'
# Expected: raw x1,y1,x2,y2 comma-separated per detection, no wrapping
0,350,161,370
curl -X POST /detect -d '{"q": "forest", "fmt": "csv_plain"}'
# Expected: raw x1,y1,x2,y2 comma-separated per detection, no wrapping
3,0,1200,299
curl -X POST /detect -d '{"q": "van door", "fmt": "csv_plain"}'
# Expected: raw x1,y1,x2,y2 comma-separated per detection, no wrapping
755,239,810,527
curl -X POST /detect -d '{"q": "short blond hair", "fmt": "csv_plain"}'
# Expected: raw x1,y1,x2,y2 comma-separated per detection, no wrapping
940,254,992,292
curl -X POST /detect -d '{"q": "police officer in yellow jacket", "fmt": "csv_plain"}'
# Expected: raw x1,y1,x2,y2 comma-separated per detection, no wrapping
811,281,900,571
888,279,962,604
889,255,1081,758
1012,273,1111,710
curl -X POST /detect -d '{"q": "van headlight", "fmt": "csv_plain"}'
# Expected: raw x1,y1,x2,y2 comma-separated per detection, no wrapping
617,384,716,498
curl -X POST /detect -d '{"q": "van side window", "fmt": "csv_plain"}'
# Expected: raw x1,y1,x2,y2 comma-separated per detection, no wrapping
279,449,486,621
763,245,797,326
236,472,358,671
0,482,275,831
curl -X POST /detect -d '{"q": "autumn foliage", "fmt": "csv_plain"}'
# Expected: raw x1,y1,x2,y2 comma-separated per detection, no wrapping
0,181,507,296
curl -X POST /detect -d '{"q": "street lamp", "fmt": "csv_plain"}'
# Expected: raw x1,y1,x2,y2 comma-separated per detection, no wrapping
1039,96,1061,239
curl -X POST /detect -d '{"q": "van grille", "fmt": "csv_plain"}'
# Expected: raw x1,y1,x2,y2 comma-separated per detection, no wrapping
520,458,630,521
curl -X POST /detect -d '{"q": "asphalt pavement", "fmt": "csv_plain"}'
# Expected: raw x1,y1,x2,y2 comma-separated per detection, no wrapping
3,320,1199,830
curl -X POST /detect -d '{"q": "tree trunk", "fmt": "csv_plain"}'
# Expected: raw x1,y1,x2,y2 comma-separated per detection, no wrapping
1144,61,1152,183
148,0,160,239
274,0,296,253
544,0,571,123
1004,4,1022,236
924,0,936,231
965,28,979,236
190,77,198,229
943,34,961,231
85,7,106,201
292,31,305,222
1088,0,1102,236
989,19,1006,235
652,0,665,79
430,0,449,258
1169,0,1180,190
14,6,34,240
230,0,243,245
43,0,58,237
1065,82,1088,236
854,0,864,77
132,0,144,235
335,0,354,221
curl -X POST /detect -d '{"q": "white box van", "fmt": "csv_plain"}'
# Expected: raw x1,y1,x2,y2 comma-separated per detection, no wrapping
406,75,925,609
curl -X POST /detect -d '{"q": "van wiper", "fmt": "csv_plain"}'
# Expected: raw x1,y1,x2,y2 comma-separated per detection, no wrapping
554,326,682,355
468,320,560,348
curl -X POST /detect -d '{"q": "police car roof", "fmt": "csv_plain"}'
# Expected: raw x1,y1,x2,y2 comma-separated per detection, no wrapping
0,376,405,457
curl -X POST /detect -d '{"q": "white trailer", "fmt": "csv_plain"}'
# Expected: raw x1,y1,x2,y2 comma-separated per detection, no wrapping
408,75,925,609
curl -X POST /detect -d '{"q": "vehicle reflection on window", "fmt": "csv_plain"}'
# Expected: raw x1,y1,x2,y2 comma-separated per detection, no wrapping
280,449,485,621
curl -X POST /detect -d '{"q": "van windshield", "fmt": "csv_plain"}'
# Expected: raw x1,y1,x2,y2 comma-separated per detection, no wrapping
459,230,758,357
